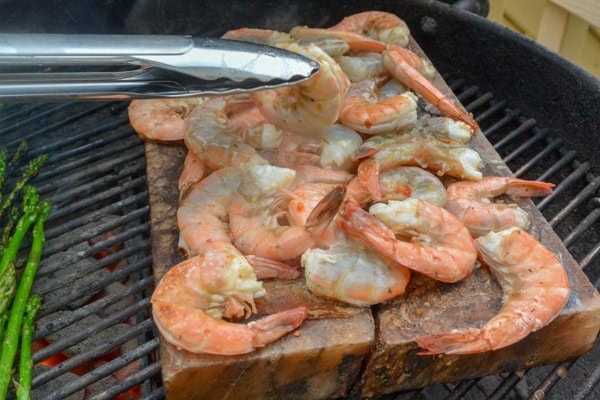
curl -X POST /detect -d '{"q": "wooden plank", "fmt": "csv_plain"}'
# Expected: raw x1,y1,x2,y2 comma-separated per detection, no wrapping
538,1,570,51
552,0,600,28
560,14,590,61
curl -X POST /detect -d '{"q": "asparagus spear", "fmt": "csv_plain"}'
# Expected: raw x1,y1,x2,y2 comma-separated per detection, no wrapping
0,154,47,220
16,295,42,400
0,148,7,201
8,142,28,170
0,201,50,398
0,187,38,315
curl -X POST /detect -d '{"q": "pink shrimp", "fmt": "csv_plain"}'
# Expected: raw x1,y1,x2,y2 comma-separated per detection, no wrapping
178,151,207,199
340,76,418,134
355,132,482,200
328,11,411,47
184,97,273,170
228,165,344,261
383,45,479,132
177,167,301,280
417,227,569,355
152,250,307,355
128,98,205,141
339,198,477,283
445,176,555,236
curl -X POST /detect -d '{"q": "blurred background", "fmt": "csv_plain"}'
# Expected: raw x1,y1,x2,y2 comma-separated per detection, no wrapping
487,0,600,78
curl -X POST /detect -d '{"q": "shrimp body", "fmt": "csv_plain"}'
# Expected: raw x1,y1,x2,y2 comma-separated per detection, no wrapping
446,177,555,236
339,198,477,283
229,165,342,261
178,151,207,199
152,251,307,355
356,132,482,199
252,42,350,136
329,11,411,47
383,45,479,132
302,234,410,306
184,97,272,170
417,227,570,355
128,98,204,141
334,53,386,82
340,78,418,135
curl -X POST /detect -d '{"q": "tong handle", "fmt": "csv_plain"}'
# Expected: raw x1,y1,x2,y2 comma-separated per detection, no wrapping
0,33,193,60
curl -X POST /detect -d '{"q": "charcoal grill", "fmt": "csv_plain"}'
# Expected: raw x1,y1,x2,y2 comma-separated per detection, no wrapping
0,0,598,399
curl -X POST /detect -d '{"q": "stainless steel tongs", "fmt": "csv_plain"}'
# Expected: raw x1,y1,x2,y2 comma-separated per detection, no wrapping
0,33,320,101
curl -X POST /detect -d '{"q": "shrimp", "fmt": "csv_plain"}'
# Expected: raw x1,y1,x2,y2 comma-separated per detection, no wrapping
416,227,570,355
329,11,411,47
333,53,387,82
251,41,350,136
416,117,473,145
178,151,207,199
275,125,362,172
445,177,555,237
184,97,273,170
339,198,477,283
177,167,301,280
345,166,447,208
128,98,205,141
151,250,308,355
383,45,479,132
340,77,418,135
355,132,482,200
222,27,292,45
302,233,411,306
229,165,343,261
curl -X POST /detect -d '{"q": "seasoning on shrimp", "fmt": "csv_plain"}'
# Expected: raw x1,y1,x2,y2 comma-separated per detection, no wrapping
128,98,206,141
339,198,477,283
416,227,570,355
151,250,308,355
445,176,555,236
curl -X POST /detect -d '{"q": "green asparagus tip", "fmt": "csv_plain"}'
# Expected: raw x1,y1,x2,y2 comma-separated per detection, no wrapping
25,294,42,316
37,202,52,222
22,187,39,214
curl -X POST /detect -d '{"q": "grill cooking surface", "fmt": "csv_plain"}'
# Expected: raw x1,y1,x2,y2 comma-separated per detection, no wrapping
0,74,598,399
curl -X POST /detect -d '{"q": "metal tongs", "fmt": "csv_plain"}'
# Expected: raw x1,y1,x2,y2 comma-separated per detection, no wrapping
0,33,320,101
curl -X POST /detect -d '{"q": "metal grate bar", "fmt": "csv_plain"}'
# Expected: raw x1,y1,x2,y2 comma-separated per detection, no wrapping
536,162,590,211
527,363,572,400
465,92,494,112
90,362,163,400
488,374,521,400
32,318,155,387
493,118,537,150
550,177,600,227
29,116,131,158
37,223,149,277
474,99,509,123
535,150,577,182
514,137,562,178
44,337,159,400
444,379,478,400
0,103,73,136
45,189,147,238
562,207,600,248
33,298,150,362
482,110,519,137
34,275,154,337
502,127,549,164
37,255,152,316
579,237,600,271
41,206,149,256
4,103,110,148
456,85,479,102
47,177,146,221
0,103,47,125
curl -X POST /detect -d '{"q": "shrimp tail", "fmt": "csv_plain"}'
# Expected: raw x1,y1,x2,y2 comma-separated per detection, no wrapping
357,159,382,200
245,255,301,280
249,307,308,347
416,328,485,355
504,179,555,197
305,185,346,235
383,45,480,133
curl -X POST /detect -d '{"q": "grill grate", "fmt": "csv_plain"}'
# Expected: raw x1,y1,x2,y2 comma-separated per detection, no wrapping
0,73,597,399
